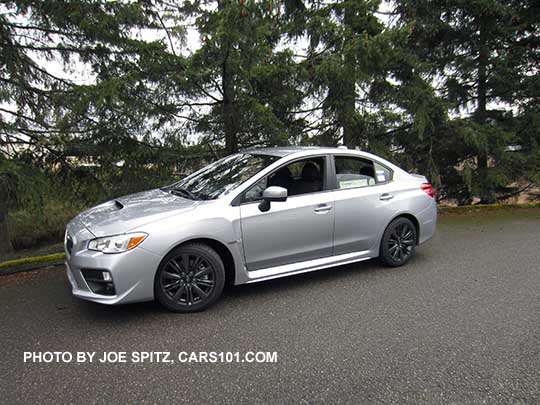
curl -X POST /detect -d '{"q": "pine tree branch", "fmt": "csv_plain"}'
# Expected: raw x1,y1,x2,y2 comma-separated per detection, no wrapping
1,21,86,38
156,13,178,56
0,108,51,129
495,183,534,202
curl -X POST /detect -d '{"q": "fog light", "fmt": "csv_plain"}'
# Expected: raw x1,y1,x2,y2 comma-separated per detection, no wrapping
80,269,116,296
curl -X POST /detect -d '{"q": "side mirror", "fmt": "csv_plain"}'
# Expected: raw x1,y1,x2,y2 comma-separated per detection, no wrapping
258,186,288,212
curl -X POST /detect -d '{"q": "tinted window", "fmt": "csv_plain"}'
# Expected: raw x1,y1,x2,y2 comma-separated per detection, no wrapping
172,154,277,200
244,157,326,202
334,157,376,189
374,162,392,183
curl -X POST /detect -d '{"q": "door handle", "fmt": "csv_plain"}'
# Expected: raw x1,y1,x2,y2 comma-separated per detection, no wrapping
379,193,394,201
314,204,332,213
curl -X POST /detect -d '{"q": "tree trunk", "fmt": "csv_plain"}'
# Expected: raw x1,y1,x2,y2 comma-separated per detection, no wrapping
476,17,493,203
0,200,13,256
219,0,238,155
341,4,357,148
341,56,356,148
222,49,238,154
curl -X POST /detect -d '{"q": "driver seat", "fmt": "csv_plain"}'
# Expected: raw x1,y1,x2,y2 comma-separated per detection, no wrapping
294,162,322,194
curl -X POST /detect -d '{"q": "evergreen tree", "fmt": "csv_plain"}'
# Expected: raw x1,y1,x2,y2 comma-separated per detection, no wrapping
0,0,162,252
153,0,306,154
395,0,540,203
287,0,388,148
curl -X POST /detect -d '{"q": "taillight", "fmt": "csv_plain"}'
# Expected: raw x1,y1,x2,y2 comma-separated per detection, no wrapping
421,182,434,198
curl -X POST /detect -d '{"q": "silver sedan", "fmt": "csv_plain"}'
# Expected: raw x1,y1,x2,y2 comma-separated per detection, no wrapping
65,147,437,312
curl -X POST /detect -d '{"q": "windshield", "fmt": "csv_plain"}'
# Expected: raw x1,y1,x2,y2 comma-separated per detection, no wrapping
170,153,278,200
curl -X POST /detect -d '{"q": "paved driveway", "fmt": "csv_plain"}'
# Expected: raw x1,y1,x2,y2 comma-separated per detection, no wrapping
1,211,539,403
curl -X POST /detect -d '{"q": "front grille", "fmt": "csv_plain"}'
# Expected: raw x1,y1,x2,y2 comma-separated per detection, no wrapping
65,233,73,254
81,269,116,296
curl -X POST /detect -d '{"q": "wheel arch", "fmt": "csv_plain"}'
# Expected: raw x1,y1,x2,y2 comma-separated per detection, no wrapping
388,213,420,245
160,238,237,286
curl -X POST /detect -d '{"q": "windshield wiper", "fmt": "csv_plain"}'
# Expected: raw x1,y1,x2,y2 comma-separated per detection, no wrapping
169,187,200,200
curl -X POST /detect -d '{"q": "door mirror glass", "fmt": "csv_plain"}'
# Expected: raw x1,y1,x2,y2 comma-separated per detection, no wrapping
258,186,288,212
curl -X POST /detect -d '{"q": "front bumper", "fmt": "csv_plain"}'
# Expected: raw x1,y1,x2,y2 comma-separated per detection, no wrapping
65,246,162,305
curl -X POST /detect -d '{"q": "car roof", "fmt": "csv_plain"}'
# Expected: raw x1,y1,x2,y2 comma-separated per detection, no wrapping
245,146,351,157
244,146,405,176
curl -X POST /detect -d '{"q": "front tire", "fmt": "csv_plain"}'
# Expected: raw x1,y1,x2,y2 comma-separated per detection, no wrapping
154,243,225,313
379,217,417,267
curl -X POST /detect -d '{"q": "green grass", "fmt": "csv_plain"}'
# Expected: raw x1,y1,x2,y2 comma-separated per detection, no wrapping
0,242,64,262
0,252,65,269
9,202,81,250
438,202,540,215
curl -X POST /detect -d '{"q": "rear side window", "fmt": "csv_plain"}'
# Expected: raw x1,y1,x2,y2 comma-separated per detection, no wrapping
334,156,392,189
373,162,392,183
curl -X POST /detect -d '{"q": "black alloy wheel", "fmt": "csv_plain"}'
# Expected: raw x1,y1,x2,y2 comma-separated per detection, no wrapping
379,217,417,267
155,243,225,312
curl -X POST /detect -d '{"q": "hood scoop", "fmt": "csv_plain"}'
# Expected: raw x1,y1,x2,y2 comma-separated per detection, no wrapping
79,188,198,237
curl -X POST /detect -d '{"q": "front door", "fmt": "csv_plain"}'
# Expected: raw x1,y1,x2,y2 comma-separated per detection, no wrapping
239,156,334,271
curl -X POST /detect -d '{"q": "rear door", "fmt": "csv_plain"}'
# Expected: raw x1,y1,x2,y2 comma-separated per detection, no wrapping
331,155,395,254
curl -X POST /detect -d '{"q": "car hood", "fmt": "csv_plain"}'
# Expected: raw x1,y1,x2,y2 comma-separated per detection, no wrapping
78,189,198,237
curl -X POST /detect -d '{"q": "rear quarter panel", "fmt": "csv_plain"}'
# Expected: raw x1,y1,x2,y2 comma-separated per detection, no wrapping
380,179,437,246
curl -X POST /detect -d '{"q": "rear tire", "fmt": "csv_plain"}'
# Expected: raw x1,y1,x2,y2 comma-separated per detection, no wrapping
154,243,225,313
379,217,417,267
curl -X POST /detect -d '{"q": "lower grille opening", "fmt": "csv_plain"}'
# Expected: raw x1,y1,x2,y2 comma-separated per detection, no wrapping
81,269,116,296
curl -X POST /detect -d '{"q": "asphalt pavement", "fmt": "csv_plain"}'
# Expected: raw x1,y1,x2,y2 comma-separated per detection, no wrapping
1,211,540,404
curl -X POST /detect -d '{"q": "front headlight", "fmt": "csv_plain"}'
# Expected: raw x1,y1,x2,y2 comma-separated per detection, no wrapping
88,232,148,254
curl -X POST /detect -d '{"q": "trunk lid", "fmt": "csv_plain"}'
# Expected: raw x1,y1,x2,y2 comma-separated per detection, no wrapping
409,173,428,183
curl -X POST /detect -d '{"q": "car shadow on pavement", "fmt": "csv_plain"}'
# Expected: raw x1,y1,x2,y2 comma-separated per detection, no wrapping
74,298,167,321
223,258,383,298
225,250,429,305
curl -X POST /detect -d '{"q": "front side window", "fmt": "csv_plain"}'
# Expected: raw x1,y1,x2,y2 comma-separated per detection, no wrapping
171,154,278,200
334,156,377,189
243,157,326,202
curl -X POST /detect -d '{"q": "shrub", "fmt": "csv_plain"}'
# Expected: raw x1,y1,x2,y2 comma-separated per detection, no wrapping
9,202,82,250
